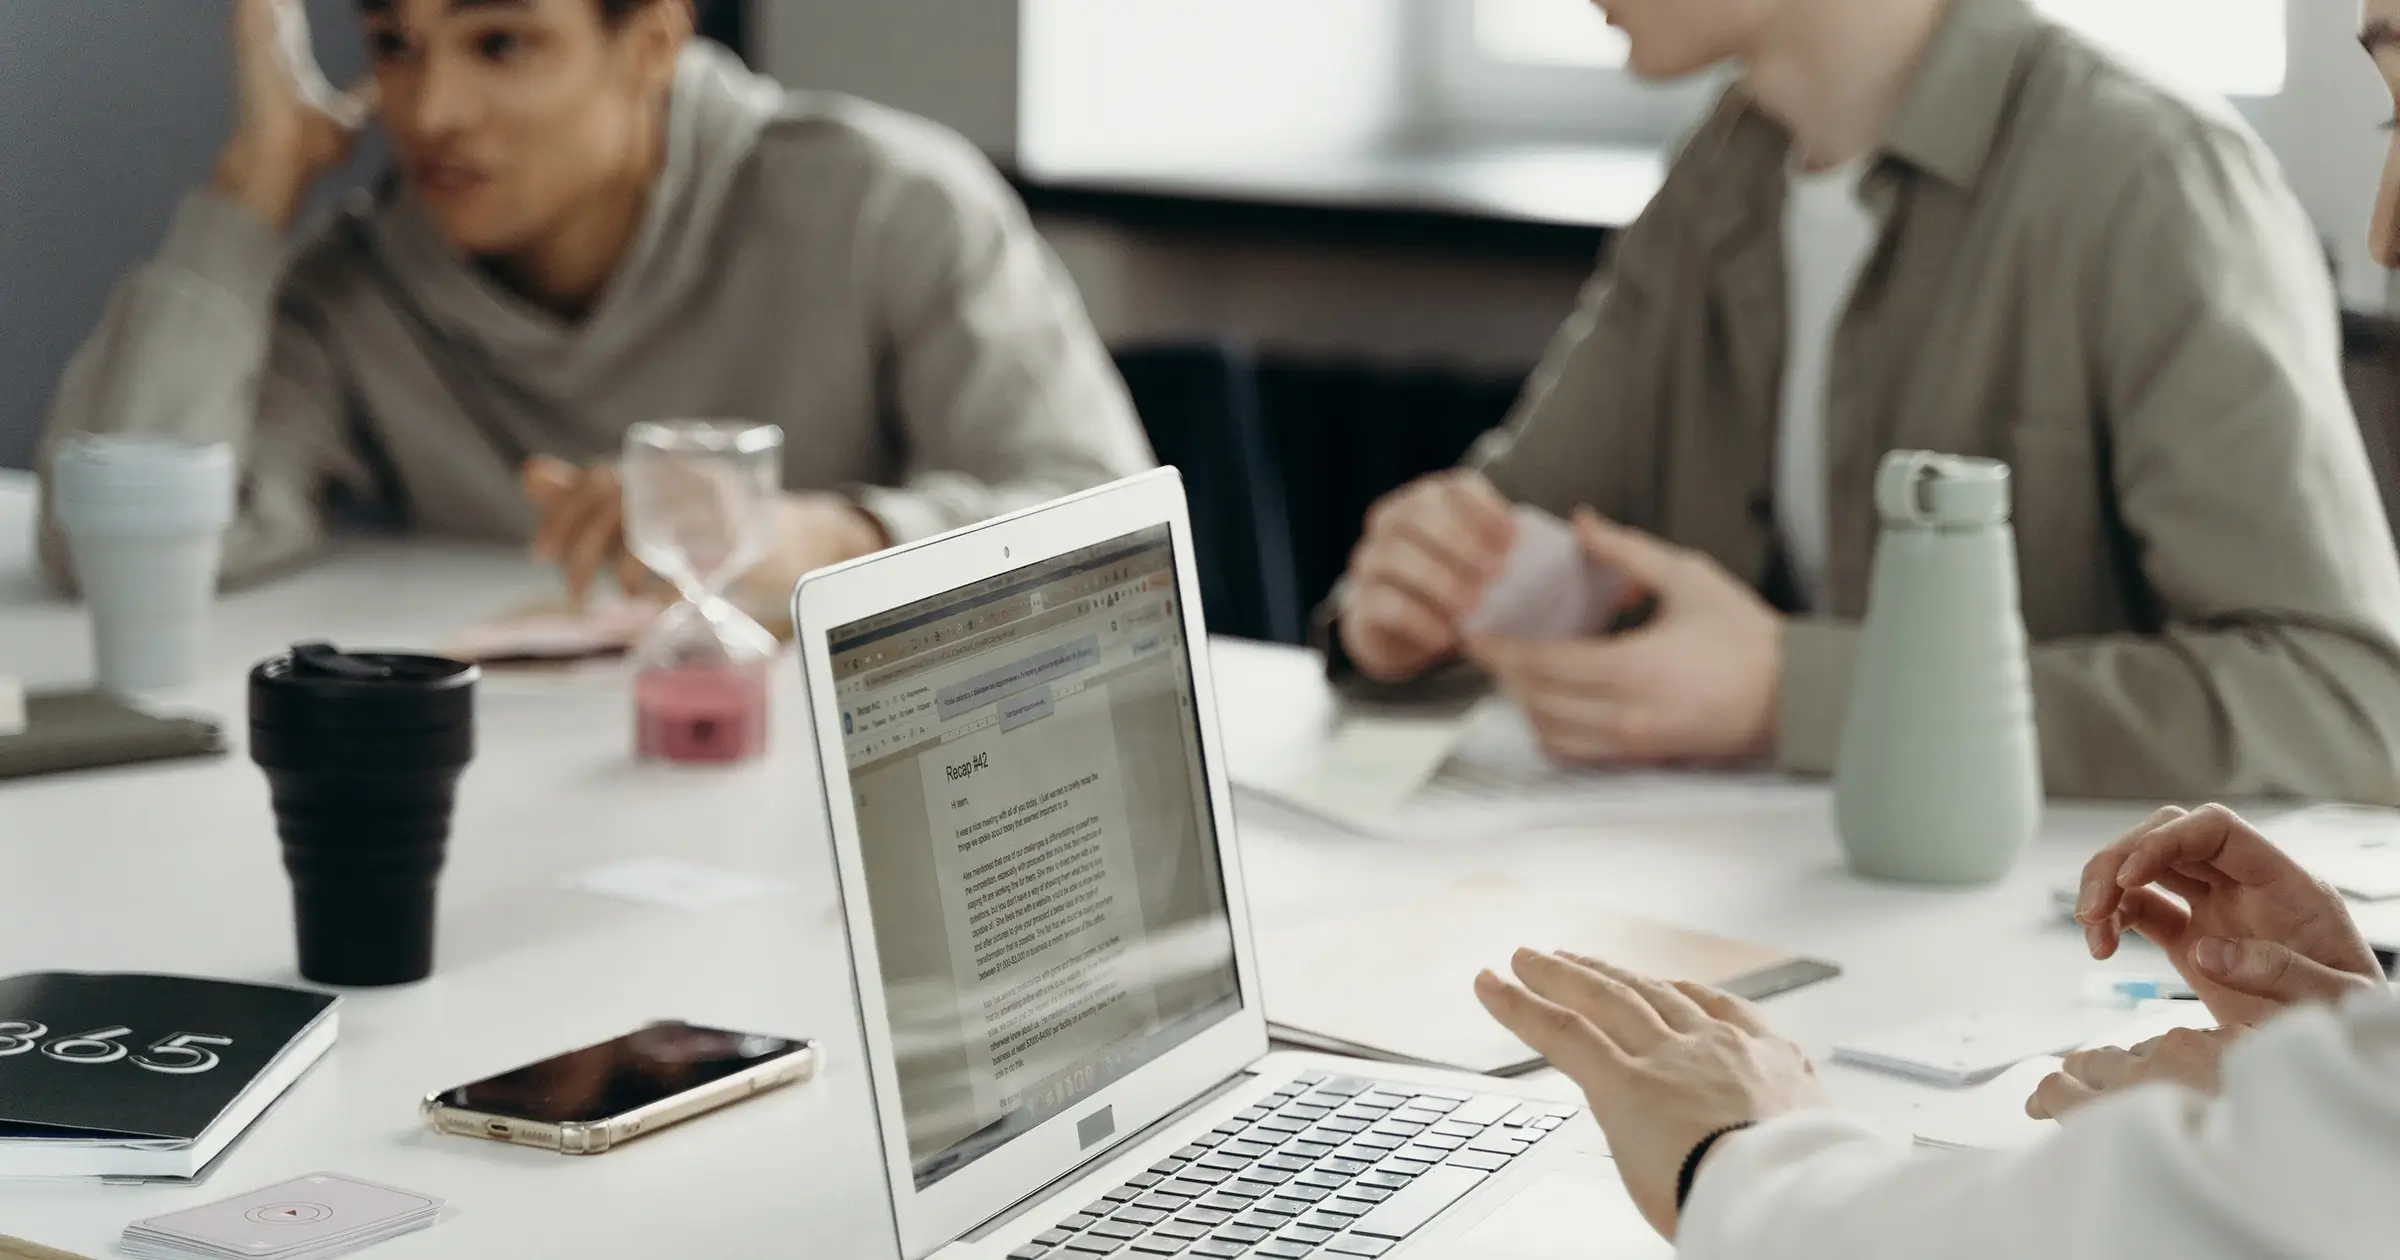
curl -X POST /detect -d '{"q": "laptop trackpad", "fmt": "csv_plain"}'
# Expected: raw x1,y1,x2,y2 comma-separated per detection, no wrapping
1444,1169,1672,1259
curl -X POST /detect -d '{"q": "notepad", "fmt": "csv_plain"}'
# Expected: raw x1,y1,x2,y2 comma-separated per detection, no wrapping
1833,1009,2124,1087
0,973,338,1181
1905,1001,2219,1151
563,859,790,912
1259,876,1839,1074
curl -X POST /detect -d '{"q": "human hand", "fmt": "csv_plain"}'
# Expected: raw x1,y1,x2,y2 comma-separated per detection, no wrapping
524,457,647,601
215,0,376,232
2076,804,2385,1028
2024,1025,2243,1121
1337,472,1515,682
1474,950,1826,1241
526,459,889,604
1465,511,1782,764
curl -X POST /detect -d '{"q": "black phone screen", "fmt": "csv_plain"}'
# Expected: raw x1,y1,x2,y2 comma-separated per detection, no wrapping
434,1022,809,1124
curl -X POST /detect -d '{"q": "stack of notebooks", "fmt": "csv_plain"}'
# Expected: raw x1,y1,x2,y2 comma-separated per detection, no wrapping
1258,877,1839,1074
0,972,338,1181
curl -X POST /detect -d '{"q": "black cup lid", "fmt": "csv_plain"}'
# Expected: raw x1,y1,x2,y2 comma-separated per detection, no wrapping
250,643,477,732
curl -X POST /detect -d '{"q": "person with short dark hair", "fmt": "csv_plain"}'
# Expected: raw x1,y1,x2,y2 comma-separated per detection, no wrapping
35,0,1151,599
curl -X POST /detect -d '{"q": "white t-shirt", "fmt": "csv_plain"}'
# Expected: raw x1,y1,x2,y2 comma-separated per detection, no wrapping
1775,161,1879,614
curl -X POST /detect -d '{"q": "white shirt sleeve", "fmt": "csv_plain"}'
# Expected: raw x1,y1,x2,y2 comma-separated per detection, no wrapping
1678,992,2400,1260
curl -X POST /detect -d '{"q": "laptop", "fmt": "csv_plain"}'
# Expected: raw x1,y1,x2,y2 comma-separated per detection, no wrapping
794,470,1661,1260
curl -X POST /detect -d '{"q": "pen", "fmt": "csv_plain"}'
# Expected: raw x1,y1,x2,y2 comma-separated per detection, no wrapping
2109,979,2198,1002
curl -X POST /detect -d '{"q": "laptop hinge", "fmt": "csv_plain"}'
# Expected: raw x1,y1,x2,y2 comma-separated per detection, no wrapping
962,1068,1261,1244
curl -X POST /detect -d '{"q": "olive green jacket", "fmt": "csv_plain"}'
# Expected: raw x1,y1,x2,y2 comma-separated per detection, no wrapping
1468,0,2400,802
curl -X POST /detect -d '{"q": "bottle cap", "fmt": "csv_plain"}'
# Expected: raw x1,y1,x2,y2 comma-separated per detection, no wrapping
1875,451,2011,529
250,643,478,734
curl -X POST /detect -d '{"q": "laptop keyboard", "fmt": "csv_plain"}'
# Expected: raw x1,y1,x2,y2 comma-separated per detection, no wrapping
1009,1072,1578,1259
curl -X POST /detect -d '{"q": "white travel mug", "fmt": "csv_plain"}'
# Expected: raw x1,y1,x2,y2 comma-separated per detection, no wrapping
52,437,236,696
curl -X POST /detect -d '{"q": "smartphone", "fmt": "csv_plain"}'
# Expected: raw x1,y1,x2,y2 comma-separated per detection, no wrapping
421,1022,818,1155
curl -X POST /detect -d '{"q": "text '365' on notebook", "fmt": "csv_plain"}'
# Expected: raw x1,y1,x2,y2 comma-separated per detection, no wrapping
1257,877,1840,1075
0,973,338,1181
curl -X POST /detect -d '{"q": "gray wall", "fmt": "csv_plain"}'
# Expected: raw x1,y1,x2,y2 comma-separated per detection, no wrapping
0,0,373,472
761,0,1021,160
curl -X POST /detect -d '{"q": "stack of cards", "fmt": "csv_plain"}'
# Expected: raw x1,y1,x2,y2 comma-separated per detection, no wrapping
122,1174,441,1260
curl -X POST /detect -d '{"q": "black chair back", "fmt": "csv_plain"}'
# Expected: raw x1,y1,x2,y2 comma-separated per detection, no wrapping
1116,343,1306,643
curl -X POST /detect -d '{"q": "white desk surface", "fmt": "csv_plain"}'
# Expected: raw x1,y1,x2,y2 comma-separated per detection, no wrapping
0,471,2158,1258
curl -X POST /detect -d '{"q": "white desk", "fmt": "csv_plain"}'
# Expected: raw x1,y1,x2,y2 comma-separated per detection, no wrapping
0,472,2153,1258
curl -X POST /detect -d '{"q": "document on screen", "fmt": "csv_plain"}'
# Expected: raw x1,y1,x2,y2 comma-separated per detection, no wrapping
920,685,1160,1117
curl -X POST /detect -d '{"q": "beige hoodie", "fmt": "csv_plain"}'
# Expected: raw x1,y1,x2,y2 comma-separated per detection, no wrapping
35,44,1151,588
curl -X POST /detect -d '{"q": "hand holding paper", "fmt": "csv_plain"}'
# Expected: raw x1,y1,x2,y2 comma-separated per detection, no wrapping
1460,505,1631,640
1467,512,1783,767
1338,471,1517,680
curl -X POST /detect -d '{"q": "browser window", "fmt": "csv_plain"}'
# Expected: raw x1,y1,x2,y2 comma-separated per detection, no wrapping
829,526,1242,1189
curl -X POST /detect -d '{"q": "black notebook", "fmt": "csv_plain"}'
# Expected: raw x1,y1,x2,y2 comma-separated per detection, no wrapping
0,973,339,1180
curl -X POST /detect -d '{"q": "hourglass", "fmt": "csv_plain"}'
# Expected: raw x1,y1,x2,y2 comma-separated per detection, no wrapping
621,420,784,763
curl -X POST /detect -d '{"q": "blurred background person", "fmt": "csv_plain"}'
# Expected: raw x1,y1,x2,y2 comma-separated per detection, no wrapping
1328,0,2400,804
33,0,1149,602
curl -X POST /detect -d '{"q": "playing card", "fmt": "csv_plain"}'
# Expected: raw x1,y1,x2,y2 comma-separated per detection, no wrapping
1460,506,1628,639
271,0,373,131
126,1173,439,1259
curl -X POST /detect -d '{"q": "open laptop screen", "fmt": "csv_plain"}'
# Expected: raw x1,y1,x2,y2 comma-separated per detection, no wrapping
828,525,1243,1190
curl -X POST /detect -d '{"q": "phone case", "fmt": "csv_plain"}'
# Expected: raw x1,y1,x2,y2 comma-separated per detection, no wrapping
420,1040,819,1155
0,691,225,781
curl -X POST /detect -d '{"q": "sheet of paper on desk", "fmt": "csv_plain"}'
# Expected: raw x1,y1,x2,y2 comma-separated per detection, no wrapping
2269,805,2400,900
1259,876,1839,1075
1911,1057,2062,1151
2079,999,2220,1049
1235,702,1485,832
440,596,665,667
564,859,790,912
2051,805,2400,960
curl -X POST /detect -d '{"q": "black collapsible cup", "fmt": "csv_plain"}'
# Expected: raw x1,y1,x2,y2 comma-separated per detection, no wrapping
249,643,477,987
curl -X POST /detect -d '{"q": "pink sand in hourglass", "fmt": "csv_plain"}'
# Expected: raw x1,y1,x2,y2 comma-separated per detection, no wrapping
635,665,769,763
